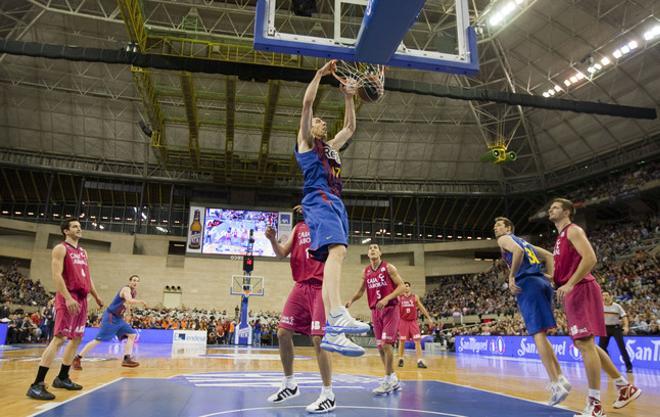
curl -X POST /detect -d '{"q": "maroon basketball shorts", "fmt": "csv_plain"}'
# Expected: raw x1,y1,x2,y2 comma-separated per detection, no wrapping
398,319,421,341
54,295,88,339
563,278,606,340
372,305,400,348
279,280,325,336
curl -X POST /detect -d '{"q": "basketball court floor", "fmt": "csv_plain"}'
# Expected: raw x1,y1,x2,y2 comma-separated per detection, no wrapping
1,343,655,417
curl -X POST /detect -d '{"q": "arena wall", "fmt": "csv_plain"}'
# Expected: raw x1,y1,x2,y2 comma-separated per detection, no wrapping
0,218,497,317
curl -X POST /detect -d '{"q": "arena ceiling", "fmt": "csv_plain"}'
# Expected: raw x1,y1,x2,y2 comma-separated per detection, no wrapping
0,0,659,196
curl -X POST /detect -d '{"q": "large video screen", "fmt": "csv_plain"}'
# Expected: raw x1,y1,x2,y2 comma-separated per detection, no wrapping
201,208,279,257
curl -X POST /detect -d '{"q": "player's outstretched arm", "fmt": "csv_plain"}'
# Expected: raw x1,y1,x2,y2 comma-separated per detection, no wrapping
345,280,366,309
416,297,434,325
328,83,356,151
121,287,146,307
265,225,295,258
298,60,336,153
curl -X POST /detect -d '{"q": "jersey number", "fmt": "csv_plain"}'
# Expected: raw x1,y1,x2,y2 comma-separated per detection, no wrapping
376,289,381,299
331,166,341,177
525,247,540,264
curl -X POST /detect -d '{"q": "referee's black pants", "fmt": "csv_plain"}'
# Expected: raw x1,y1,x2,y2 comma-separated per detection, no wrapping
598,325,633,369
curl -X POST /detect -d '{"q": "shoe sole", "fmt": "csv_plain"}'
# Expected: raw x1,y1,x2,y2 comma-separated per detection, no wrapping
613,388,641,409
324,326,370,335
27,392,55,401
268,390,300,403
52,384,83,391
122,364,140,367
306,404,336,413
548,390,569,406
320,341,365,357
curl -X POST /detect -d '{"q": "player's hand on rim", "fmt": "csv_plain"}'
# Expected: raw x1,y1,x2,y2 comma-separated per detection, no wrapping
317,59,337,76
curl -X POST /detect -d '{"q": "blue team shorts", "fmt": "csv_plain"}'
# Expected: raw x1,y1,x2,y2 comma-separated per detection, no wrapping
516,274,556,335
95,311,137,342
302,190,349,262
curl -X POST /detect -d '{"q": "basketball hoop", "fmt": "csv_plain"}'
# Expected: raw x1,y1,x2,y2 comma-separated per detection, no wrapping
333,60,385,102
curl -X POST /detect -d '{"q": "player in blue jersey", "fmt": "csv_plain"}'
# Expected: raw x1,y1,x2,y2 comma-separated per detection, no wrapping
494,217,571,406
72,275,146,369
296,59,369,357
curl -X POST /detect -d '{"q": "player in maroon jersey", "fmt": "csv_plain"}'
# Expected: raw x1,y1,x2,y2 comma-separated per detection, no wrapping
397,282,434,369
549,198,640,417
346,243,406,395
264,206,343,413
27,219,104,401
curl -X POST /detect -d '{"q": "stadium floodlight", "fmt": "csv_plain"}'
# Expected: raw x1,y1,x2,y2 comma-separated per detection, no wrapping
547,89,555,96
620,45,630,54
569,75,578,83
627,40,638,50
576,72,585,80
563,79,571,86
554,85,562,92
600,56,611,66
644,25,660,40
542,92,550,97
594,63,602,70
587,66,596,73
612,49,623,59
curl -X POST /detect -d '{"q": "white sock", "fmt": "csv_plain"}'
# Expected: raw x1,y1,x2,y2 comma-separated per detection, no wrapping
388,373,397,382
321,385,333,398
587,389,600,401
614,376,628,387
285,375,296,388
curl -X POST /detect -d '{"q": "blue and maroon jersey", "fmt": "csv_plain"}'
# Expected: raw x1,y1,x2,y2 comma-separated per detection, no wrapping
106,286,136,317
295,138,343,197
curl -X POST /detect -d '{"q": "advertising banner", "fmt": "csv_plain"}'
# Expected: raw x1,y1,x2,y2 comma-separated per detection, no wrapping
81,328,175,344
173,330,207,345
186,205,205,254
455,335,660,369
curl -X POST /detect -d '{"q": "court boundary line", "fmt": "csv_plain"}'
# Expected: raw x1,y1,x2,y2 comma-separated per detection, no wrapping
434,378,577,413
27,377,124,417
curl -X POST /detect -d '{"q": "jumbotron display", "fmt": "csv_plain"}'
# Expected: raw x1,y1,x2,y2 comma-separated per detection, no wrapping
186,206,291,257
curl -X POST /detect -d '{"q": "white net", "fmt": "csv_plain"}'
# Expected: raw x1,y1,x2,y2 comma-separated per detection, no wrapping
333,60,385,102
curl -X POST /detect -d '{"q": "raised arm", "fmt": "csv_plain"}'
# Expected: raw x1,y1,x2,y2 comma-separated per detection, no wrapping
298,60,336,152
265,224,296,258
327,84,356,151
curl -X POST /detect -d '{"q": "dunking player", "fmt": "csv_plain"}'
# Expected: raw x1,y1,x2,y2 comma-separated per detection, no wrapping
27,219,104,400
549,199,641,417
397,281,433,369
493,217,571,406
73,274,147,370
296,59,369,355
265,206,343,413
346,243,406,395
